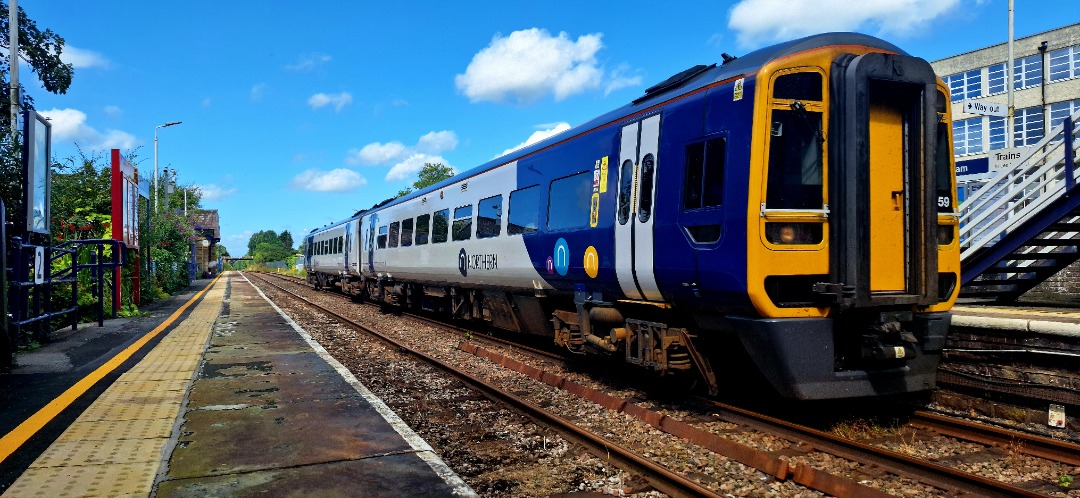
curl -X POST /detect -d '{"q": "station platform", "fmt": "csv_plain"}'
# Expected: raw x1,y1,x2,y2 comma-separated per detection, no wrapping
0,272,475,497
952,304,1080,337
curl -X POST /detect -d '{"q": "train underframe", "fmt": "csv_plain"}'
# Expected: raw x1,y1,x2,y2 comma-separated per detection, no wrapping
313,271,949,400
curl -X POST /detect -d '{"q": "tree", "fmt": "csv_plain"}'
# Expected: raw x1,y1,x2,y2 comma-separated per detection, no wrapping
0,4,75,233
0,4,75,128
246,230,280,256
396,162,455,197
50,148,111,242
279,230,293,250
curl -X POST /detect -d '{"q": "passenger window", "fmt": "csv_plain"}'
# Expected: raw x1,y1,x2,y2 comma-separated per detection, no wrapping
415,214,430,245
617,160,633,225
401,219,413,247
452,205,473,241
433,209,449,243
638,154,655,223
477,195,502,238
548,171,592,230
388,222,400,248
508,186,540,235
682,136,725,209
377,225,388,249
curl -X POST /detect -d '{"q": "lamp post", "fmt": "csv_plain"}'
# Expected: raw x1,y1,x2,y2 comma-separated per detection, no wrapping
153,121,182,211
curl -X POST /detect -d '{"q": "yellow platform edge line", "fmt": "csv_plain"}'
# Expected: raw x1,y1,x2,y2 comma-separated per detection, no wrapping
0,274,223,464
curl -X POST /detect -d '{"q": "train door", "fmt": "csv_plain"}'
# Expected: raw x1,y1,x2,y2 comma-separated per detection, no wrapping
868,99,907,292
344,222,354,273
614,114,663,301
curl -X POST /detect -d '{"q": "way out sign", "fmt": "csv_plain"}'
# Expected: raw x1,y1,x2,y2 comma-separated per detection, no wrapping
962,98,1006,117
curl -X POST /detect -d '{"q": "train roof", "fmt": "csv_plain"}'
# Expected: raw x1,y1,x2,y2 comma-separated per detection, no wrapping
363,32,908,215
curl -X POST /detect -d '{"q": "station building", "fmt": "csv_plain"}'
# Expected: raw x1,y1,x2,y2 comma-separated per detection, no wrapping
930,22,1080,202
931,23,1080,300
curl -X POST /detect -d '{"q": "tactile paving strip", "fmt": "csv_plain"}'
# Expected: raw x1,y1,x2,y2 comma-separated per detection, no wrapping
2,281,225,498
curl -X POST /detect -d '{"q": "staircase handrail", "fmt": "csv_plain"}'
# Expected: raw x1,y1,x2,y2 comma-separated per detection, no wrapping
958,109,1080,259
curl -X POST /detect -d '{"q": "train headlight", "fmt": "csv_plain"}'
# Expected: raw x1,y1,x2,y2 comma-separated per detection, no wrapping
937,224,955,245
765,223,822,244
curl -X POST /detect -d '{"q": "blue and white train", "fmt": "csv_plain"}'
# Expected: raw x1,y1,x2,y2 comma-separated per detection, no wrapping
306,32,961,400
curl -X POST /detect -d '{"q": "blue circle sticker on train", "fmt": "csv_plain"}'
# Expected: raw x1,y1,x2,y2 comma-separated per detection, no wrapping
553,238,570,276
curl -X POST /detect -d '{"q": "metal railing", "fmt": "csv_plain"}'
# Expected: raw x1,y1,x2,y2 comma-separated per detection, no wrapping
959,110,1080,261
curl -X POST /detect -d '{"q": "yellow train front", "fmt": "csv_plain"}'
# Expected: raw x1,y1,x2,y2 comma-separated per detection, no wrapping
686,34,961,399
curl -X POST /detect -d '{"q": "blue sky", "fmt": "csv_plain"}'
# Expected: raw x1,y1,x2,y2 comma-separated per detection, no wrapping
19,0,1079,253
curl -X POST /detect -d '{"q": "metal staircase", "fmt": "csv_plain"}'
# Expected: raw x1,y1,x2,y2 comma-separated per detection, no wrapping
958,110,1080,301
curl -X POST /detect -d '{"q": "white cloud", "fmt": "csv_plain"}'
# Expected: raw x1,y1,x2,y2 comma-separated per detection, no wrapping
60,45,109,69
727,0,962,48
250,83,269,102
456,28,605,104
196,184,238,201
103,105,122,118
604,64,643,96
285,53,332,71
40,107,136,150
347,141,408,165
308,92,353,112
287,168,367,192
385,154,452,182
345,130,459,180
499,122,571,158
416,130,459,154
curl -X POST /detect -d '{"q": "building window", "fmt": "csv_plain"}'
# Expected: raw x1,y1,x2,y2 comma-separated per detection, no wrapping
547,171,592,230
988,116,1006,151
1013,54,1042,90
987,63,1006,95
400,218,413,247
944,69,981,102
477,195,502,238
1014,106,1044,146
507,185,540,235
452,205,473,241
433,209,449,243
1049,45,1080,82
953,117,983,156
415,214,430,245
1049,99,1080,141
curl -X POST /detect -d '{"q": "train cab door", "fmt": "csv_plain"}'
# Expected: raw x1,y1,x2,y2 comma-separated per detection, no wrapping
614,114,663,301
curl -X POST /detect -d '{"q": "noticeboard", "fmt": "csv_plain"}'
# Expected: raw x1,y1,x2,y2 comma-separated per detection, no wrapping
111,149,141,249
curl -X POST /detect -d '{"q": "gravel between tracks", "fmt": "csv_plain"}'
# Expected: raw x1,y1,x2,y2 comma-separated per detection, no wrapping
248,273,1079,497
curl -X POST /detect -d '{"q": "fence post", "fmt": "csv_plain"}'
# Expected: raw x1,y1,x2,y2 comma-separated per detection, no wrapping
0,200,9,370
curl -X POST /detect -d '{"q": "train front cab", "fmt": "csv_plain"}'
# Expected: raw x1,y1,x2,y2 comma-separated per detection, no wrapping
733,46,961,399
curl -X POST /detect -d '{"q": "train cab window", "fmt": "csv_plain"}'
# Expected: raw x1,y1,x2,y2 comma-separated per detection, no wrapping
401,218,413,247
415,214,430,245
433,209,449,243
477,195,502,238
452,205,473,241
765,70,825,210
377,225,388,249
508,185,540,235
935,90,955,213
684,137,726,209
617,159,633,225
772,72,822,101
637,154,656,223
548,171,592,230
388,222,400,248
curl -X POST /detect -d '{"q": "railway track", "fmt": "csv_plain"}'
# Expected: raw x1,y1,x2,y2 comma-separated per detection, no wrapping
248,271,1080,497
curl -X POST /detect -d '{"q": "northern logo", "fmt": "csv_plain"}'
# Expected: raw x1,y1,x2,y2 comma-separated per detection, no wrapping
458,248,499,277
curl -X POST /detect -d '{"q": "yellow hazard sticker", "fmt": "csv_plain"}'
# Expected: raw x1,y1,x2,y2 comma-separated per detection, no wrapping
589,192,600,227
584,246,599,278
894,346,906,359
733,77,744,101
599,156,608,193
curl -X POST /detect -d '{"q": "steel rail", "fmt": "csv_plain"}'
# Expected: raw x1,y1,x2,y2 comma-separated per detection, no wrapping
703,399,1050,498
244,272,721,498
911,411,1080,466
